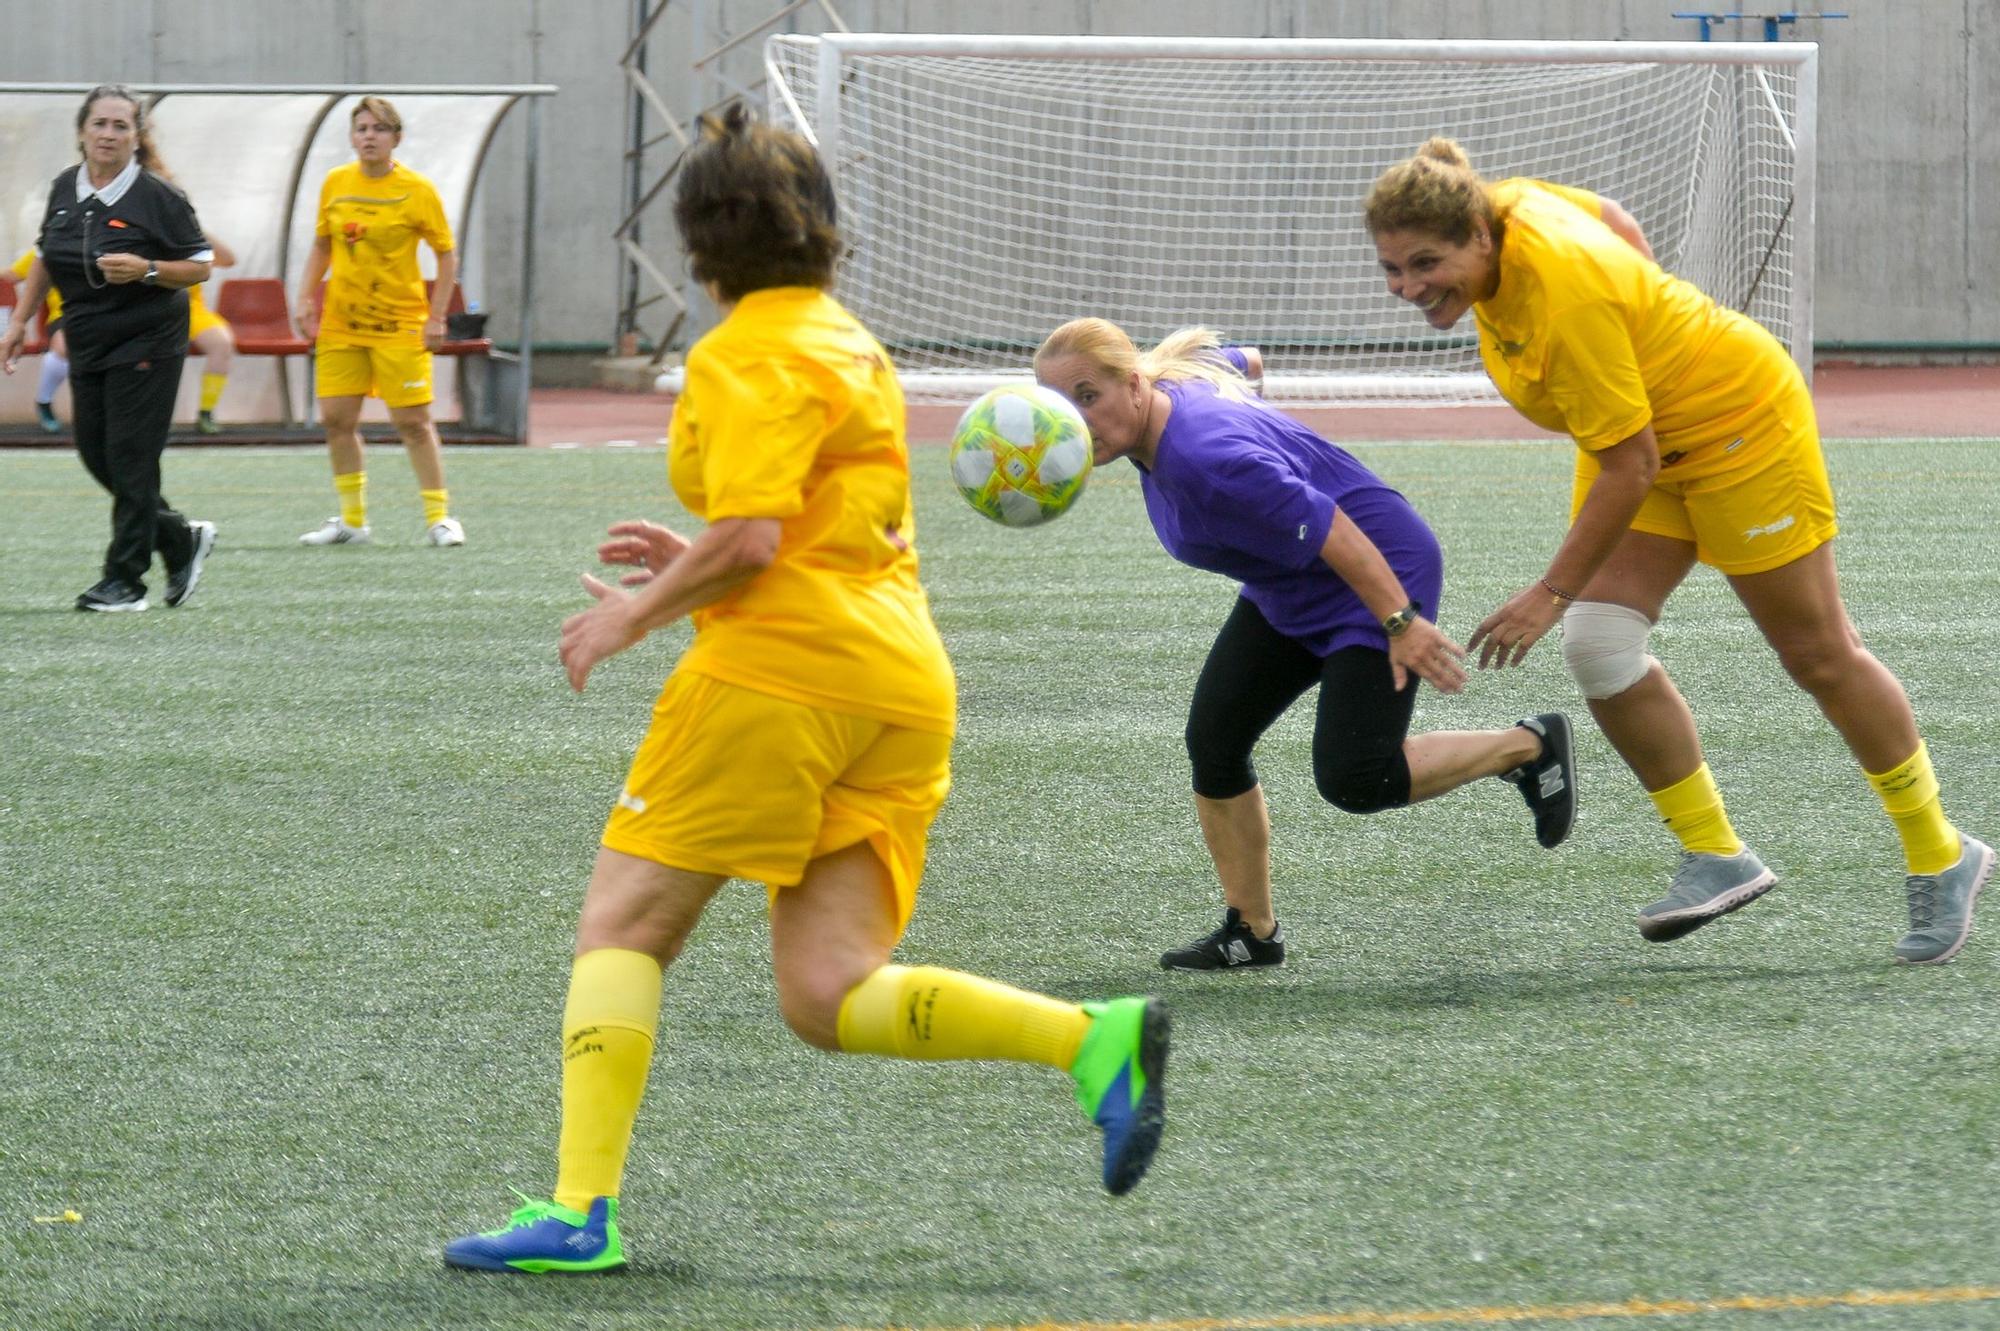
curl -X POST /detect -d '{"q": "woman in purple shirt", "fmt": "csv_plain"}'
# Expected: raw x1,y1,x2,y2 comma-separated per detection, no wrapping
1035,319,1577,970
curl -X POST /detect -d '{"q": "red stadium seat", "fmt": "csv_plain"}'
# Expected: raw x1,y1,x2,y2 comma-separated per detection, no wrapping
0,272,54,356
213,278,313,425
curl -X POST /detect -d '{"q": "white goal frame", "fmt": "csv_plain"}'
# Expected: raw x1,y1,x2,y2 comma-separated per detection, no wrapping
762,34,1817,407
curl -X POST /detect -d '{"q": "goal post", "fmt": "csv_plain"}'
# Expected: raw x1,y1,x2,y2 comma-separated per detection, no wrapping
763,33,1817,407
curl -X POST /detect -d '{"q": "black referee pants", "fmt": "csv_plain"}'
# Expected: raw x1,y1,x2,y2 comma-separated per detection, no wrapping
1184,595,1419,814
71,354,195,589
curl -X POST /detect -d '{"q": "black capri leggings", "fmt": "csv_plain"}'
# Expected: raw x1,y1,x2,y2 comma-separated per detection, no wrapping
1185,596,1418,814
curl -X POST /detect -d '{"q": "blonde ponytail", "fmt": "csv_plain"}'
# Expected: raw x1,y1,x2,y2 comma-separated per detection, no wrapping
1137,327,1254,397
1036,318,1254,399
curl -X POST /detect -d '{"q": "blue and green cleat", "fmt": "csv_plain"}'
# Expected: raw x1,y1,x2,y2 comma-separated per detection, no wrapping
1070,996,1170,1195
443,1192,625,1273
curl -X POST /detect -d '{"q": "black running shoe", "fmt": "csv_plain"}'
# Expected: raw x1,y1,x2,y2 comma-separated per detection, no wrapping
75,577,148,613
1503,712,1578,849
1159,907,1285,971
164,520,217,608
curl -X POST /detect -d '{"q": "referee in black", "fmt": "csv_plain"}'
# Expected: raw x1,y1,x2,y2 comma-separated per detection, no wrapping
1,85,217,612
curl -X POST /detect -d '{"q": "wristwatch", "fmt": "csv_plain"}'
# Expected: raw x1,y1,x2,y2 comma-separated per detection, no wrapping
142,262,159,286
1381,603,1419,637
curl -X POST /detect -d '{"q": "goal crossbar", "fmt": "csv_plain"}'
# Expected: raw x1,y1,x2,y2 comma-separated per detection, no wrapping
767,34,1818,408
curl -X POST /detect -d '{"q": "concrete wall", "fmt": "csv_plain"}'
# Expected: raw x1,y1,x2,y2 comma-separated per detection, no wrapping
1,0,1987,368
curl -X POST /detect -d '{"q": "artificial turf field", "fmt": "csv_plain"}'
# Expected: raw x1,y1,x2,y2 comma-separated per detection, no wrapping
3,435,1998,1331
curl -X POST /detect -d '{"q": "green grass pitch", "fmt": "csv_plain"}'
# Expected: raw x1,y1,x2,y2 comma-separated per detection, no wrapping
2,436,1997,1331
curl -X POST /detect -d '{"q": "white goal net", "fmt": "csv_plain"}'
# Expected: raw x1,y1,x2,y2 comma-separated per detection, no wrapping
765,34,1816,406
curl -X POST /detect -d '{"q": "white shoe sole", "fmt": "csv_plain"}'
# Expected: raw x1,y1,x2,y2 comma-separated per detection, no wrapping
1636,869,1778,942
167,523,217,607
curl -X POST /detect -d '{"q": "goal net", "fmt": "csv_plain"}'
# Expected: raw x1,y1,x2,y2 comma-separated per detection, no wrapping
765,34,1816,406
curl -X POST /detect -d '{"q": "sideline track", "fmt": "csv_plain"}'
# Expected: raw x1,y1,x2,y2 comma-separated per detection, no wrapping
843,1283,2000,1330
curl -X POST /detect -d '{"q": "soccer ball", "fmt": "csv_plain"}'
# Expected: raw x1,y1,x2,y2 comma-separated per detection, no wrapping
948,384,1093,527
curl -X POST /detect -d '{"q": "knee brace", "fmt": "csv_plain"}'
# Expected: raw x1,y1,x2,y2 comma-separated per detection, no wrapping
1559,601,1658,699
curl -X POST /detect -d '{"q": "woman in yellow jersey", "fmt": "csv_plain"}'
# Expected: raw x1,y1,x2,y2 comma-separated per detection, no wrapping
442,103,1169,1276
1366,138,1988,964
184,233,235,434
294,96,463,547
8,248,68,432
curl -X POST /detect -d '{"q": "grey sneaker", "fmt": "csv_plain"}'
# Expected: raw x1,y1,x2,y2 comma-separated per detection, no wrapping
1636,847,1778,942
1894,835,1994,965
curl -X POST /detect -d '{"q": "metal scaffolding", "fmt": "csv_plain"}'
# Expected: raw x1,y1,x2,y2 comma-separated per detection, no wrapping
614,0,851,367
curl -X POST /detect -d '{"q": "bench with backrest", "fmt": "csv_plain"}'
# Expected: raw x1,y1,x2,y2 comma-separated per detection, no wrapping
212,277,313,425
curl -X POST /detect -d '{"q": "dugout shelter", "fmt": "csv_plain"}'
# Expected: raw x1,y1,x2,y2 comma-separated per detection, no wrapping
0,82,553,443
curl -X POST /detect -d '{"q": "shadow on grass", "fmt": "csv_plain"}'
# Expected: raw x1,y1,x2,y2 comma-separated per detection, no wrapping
117,1257,1061,1331
1042,954,1883,1021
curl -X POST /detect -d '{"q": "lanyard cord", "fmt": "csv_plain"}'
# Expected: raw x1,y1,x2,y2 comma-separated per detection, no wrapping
80,208,108,290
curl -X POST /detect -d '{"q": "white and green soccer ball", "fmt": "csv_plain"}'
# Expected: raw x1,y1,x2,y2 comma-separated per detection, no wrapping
948,384,1093,528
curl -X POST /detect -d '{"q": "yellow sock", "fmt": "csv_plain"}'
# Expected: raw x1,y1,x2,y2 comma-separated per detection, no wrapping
421,488,450,527
1866,742,1960,876
836,964,1090,1069
1649,763,1743,857
198,372,226,413
553,948,662,1213
335,471,367,529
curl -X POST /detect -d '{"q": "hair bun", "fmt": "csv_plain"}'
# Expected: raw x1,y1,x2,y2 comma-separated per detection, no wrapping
1417,136,1471,170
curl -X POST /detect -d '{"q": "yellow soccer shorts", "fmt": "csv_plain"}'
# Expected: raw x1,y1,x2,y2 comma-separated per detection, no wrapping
601,671,953,932
313,342,435,408
188,288,229,342
1570,380,1838,576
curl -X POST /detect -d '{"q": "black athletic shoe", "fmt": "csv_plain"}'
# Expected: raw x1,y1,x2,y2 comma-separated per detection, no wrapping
1502,712,1578,849
1160,907,1285,971
164,520,217,608
75,577,148,612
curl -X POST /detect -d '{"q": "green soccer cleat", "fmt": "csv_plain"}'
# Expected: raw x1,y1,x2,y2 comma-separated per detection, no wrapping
443,1192,625,1273
1070,996,1169,1195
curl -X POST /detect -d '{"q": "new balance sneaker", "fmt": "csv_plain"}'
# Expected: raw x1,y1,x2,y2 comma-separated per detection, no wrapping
426,516,466,547
1636,847,1778,942
164,520,217,608
1159,907,1285,971
299,517,370,545
1070,996,1169,1196
195,410,221,436
36,401,60,433
1894,835,1994,965
75,577,147,612
1501,712,1578,849
443,1193,625,1274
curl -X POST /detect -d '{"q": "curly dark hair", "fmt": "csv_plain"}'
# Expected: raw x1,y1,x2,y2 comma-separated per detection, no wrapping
672,101,840,302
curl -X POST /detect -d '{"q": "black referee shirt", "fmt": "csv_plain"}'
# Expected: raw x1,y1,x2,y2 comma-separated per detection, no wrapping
36,166,207,373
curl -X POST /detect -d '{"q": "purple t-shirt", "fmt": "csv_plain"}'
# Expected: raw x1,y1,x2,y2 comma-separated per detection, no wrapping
1137,374,1443,657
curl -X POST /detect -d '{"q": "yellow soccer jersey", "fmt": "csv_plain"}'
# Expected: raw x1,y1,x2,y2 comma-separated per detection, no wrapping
667,286,956,735
315,161,452,347
9,249,63,323
1477,179,1801,477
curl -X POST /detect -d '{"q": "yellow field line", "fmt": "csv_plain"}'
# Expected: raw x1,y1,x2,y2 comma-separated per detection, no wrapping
852,1284,2000,1331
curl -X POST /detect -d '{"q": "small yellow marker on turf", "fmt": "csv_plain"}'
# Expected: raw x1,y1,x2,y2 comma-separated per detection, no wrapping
32,1210,82,1224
